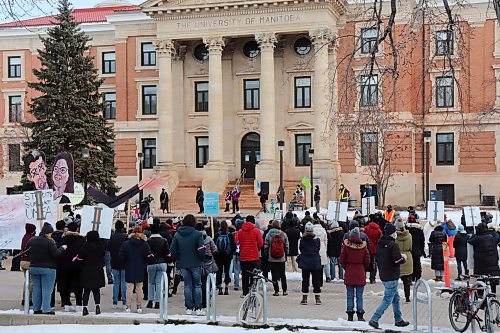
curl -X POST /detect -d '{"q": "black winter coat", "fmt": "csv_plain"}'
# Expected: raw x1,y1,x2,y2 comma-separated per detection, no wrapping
429,228,447,271
119,234,152,283
327,227,345,258
375,236,405,282
298,235,321,271
284,227,301,256
406,223,425,257
453,233,468,262
59,232,85,270
78,240,106,290
26,236,63,269
147,235,170,265
108,230,127,270
468,233,500,276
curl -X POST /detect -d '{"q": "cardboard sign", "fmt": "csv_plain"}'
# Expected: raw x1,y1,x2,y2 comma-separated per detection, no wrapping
80,204,114,239
361,196,376,216
0,194,27,249
327,201,348,222
463,206,481,227
64,182,84,205
426,201,445,222
24,190,57,228
204,192,219,216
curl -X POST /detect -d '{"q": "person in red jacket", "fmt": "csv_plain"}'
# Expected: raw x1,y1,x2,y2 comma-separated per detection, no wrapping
235,215,263,296
340,228,370,322
364,219,383,284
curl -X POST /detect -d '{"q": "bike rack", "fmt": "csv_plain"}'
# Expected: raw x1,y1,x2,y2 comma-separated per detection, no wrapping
159,272,169,320
256,278,268,325
206,273,217,321
470,280,488,333
412,279,433,333
24,270,30,315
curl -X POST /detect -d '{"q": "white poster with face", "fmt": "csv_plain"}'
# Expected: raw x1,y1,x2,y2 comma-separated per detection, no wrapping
426,201,445,222
463,206,481,227
361,196,376,216
0,194,28,249
23,189,57,228
327,201,348,222
80,204,114,239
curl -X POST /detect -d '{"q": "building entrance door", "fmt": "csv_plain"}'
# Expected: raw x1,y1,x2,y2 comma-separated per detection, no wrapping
241,132,260,179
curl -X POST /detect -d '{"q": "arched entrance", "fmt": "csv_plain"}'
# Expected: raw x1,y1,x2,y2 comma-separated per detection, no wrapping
241,132,260,179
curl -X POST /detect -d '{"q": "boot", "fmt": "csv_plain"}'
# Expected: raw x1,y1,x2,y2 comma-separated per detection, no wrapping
315,295,322,305
82,307,89,316
404,283,411,302
347,311,354,321
155,302,160,309
357,312,365,321
95,305,101,315
300,295,308,305
224,287,229,295
218,288,223,296
146,301,153,308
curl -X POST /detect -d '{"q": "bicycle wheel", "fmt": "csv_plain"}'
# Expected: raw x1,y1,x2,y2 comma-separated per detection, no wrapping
237,293,264,323
449,292,471,332
485,299,500,333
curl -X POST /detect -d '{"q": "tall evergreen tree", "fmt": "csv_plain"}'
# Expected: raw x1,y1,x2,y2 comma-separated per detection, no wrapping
22,0,116,194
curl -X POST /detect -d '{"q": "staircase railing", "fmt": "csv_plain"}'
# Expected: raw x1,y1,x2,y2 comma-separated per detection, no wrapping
234,168,246,189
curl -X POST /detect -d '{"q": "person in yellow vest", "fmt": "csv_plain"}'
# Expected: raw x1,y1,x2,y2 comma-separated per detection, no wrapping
339,184,350,202
384,205,396,223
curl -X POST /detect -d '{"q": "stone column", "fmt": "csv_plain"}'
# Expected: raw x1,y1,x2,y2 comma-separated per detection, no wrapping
309,29,340,206
154,39,178,192
202,36,228,192
255,33,278,193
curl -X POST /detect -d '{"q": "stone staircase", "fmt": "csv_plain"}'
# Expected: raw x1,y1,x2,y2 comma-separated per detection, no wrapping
169,180,202,213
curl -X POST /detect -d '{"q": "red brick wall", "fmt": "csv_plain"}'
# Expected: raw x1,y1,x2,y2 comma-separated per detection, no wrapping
386,131,413,173
115,138,137,176
459,131,496,172
338,133,356,173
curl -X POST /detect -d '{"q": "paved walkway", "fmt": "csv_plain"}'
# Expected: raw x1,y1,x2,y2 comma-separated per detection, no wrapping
0,257,466,331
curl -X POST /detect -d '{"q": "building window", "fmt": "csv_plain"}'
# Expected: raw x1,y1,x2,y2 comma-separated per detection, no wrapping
8,144,21,171
435,30,453,56
8,95,22,123
194,44,209,62
294,76,311,108
361,28,378,54
195,82,209,112
142,139,156,169
196,136,209,168
102,51,116,74
436,133,454,165
360,75,378,107
295,134,311,166
244,79,260,110
294,37,311,55
142,85,157,115
436,76,454,108
141,42,156,66
361,133,378,166
103,92,116,120
8,56,21,78
243,41,260,58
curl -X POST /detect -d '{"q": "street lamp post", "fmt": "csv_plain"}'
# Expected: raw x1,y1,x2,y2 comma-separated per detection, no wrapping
82,147,89,206
138,152,144,202
278,140,285,211
309,148,314,208
424,131,431,206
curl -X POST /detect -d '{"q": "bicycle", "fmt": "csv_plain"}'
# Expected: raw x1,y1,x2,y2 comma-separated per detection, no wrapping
446,275,500,333
237,269,276,323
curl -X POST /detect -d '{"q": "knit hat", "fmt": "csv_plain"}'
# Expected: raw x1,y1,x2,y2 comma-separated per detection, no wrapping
67,222,78,232
40,222,54,236
384,223,397,236
25,223,36,234
457,224,466,234
350,227,361,240
349,220,359,230
394,219,405,231
330,220,339,228
271,220,280,229
305,222,314,233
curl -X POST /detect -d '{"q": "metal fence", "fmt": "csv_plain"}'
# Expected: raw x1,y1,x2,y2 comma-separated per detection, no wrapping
206,273,217,321
412,278,433,333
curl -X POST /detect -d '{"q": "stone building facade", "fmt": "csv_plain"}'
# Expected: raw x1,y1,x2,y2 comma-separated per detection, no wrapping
0,0,499,207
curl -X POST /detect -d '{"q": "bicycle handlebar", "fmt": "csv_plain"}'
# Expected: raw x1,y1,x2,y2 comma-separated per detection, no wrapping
246,269,277,285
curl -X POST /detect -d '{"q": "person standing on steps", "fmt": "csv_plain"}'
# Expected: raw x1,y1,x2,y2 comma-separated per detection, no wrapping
195,187,204,214
368,223,409,329
298,222,322,305
231,186,240,214
314,185,321,213
258,189,268,213
160,188,169,214
224,191,231,212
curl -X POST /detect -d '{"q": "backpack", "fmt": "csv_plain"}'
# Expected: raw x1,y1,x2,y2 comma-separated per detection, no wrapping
216,233,231,256
270,232,285,259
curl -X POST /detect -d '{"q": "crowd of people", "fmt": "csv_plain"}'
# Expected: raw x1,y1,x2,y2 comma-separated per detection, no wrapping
11,203,500,330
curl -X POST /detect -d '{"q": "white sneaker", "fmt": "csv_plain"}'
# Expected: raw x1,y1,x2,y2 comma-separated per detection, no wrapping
64,305,71,312
125,307,131,313
195,309,205,316
186,309,193,315
122,304,128,310
75,306,83,312
111,304,117,309
137,308,143,314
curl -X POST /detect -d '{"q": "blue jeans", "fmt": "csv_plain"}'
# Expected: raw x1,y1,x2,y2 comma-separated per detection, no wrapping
231,256,240,289
371,280,403,323
105,251,113,283
30,267,56,313
112,269,126,305
147,263,167,302
330,257,344,280
346,285,364,313
180,267,202,310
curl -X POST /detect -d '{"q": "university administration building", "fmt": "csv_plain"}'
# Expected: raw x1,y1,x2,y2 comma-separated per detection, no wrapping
0,0,499,207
